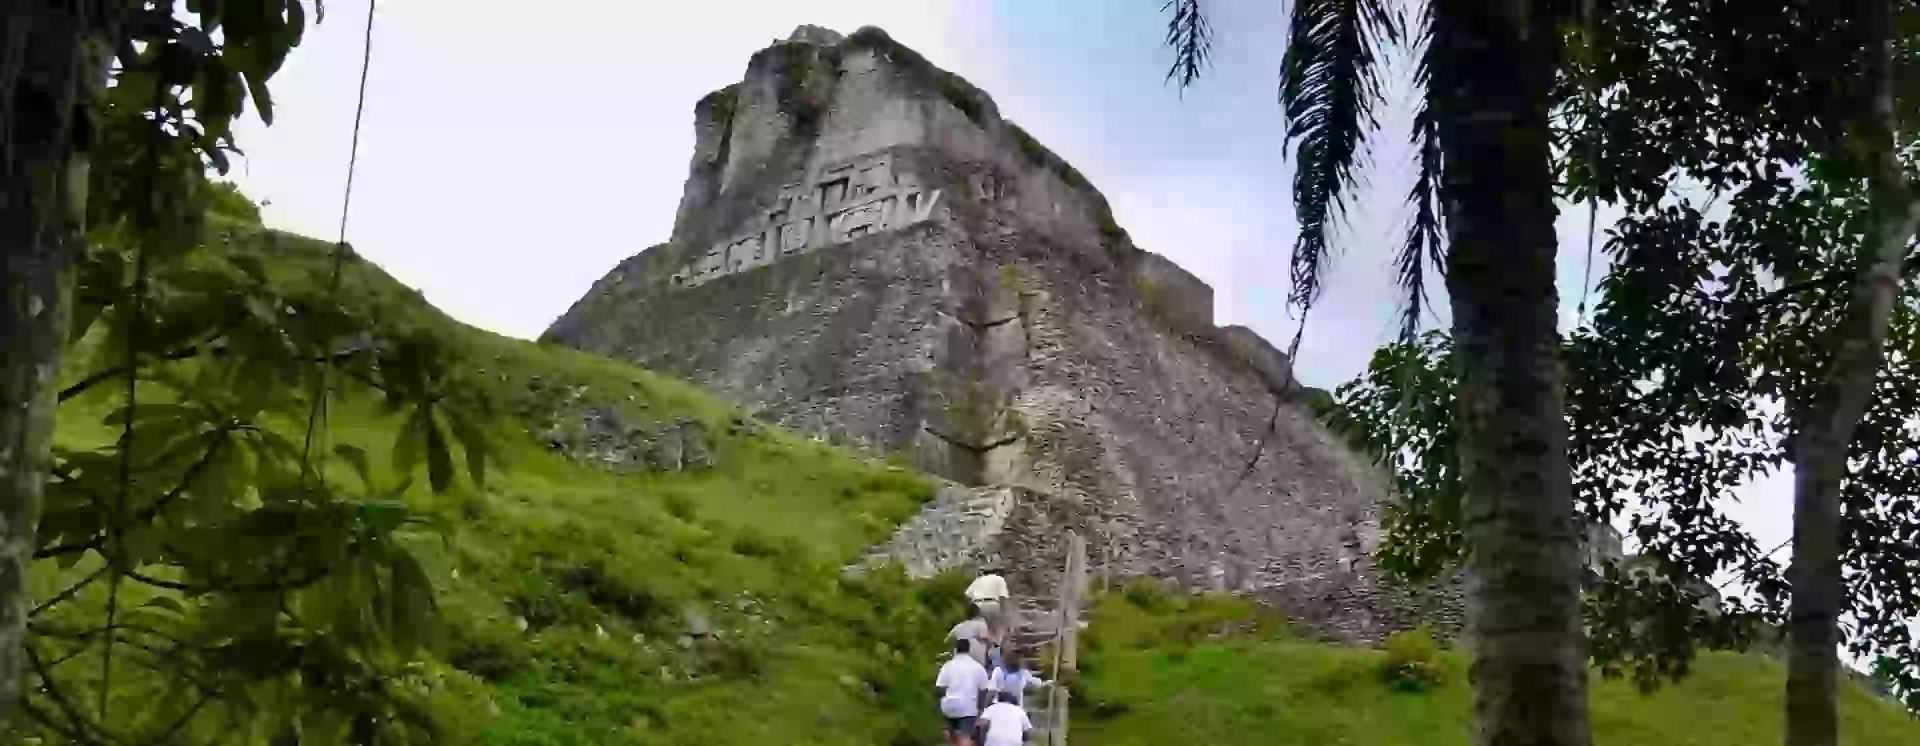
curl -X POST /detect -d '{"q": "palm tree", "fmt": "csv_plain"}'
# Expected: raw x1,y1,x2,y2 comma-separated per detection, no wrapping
1165,1,1589,744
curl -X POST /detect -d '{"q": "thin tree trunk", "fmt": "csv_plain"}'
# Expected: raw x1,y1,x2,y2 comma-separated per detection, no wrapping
1430,2,1587,745
1,0,96,729
1785,2,1918,744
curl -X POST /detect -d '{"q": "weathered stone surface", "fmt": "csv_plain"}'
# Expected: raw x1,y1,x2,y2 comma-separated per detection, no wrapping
1129,249,1214,334
520,379,718,475
858,485,1026,577
545,26,1439,643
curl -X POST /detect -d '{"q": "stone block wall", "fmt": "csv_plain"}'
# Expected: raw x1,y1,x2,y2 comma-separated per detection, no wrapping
1129,249,1215,333
547,25,1454,643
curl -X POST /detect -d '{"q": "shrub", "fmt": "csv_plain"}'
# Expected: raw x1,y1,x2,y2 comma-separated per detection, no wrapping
1120,576,1175,612
447,623,533,681
557,562,675,626
1379,625,1447,692
663,491,698,520
730,528,789,559
697,634,770,679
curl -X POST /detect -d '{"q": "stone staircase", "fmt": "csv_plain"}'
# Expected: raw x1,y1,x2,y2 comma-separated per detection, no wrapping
981,600,1061,745
856,486,1084,745
1003,545,1084,746
855,485,1019,576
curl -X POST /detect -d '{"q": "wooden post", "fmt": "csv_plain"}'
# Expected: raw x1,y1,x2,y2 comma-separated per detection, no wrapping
1041,530,1088,746
1063,531,1085,672
1102,535,1112,593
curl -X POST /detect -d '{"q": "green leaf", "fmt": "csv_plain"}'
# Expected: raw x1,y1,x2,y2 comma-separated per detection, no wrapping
241,66,274,126
288,0,308,46
424,407,453,494
206,142,231,174
143,595,189,615
388,553,437,652
70,247,127,344
391,407,426,477
446,408,489,488
333,443,373,492
380,476,415,503
358,500,411,536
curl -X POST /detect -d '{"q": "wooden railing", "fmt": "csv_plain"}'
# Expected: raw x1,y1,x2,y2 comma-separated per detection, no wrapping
1037,530,1087,746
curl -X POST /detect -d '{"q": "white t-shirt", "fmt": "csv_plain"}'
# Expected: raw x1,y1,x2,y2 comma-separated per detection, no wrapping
935,654,990,718
967,574,1011,600
979,701,1033,746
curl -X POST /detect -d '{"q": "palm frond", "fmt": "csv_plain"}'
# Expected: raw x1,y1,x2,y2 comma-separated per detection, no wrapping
1397,5,1444,342
1162,0,1214,92
1278,0,1400,317
1399,101,1445,341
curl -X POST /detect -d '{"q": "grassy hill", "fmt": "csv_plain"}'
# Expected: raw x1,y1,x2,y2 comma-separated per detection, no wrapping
50,227,971,745
44,226,1920,745
1073,585,1920,746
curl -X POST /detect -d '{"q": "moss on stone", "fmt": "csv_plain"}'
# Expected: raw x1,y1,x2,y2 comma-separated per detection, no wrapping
943,379,995,444
1007,121,1049,166
937,70,989,125
846,26,929,70
1095,200,1130,250
998,263,1028,296
755,40,838,140
698,84,740,126
1132,273,1180,331
1003,408,1030,438
846,26,996,129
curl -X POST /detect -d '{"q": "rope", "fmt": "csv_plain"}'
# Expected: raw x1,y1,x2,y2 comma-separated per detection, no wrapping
1576,0,1601,326
299,0,378,487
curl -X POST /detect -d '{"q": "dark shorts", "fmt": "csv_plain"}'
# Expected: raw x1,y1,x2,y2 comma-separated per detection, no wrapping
945,716,977,733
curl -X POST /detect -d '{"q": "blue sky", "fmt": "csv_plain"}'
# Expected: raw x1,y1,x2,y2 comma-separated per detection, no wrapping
227,0,1789,570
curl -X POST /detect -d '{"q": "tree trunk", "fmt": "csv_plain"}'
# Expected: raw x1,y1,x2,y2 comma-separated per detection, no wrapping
1430,2,1587,745
0,0,96,729
1785,2,1917,744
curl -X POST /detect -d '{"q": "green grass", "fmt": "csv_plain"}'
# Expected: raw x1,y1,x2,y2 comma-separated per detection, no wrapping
48,228,974,745
1073,584,1920,746
311,249,973,745
47,226,1920,745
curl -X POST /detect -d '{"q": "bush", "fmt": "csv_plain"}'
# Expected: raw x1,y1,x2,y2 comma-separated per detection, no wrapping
663,491,698,520
1120,576,1175,612
1379,625,1447,692
730,528,790,559
447,623,533,681
697,634,770,679
556,562,675,626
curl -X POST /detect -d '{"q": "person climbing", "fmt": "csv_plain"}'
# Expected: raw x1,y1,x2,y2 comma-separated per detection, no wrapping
988,653,1049,708
966,567,1012,640
935,638,992,746
947,602,996,667
978,690,1034,746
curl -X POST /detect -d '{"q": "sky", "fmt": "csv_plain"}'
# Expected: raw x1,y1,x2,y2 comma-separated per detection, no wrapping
226,0,1793,575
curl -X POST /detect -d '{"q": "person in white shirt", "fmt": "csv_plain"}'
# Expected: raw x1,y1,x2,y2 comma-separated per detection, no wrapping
934,639,992,746
978,690,1034,746
966,569,1012,639
987,653,1049,708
